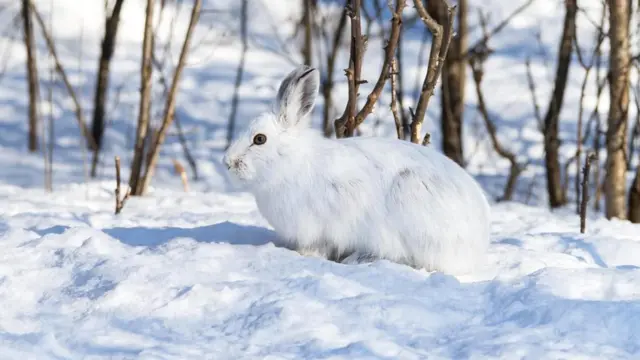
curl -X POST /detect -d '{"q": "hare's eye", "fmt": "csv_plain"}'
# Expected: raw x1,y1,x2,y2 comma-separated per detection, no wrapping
253,133,267,145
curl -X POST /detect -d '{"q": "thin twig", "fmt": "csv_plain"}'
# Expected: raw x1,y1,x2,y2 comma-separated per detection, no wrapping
226,0,248,148
580,153,596,233
151,55,199,180
470,49,525,201
138,0,202,195
390,57,403,139
173,159,190,192
461,0,536,60
29,0,97,151
572,6,605,214
525,57,543,131
115,156,130,214
321,6,347,137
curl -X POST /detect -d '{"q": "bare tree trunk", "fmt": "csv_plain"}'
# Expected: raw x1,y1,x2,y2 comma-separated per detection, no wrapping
128,0,155,196
137,0,201,195
606,0,630,219
21,0,39,152
90,0,125,178
629,167,640,222
543,0,576,208
226,0,248,148
428,0,466,167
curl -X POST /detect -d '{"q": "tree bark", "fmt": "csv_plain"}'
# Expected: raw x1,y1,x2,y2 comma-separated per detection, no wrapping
429,0,466,167
629,167,640,222
128,0,155,195
91,0,125,177
21,0,39,152
543,0,576,208
606,0,630,219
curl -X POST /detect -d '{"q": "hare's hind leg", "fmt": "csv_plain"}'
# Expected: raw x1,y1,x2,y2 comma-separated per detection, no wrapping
340,251,379,264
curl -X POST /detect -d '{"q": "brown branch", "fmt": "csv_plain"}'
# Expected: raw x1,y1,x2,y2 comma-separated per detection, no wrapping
128,0,155,195
350,0,406,131
470,52,525,201
226,0,248,148
422,133,431,146
173,159,189,192
410,0,456,144
321,6,347,137
151,55,199,180
572,5,605,214
334,0,365,138
525,57,543,131
115,156,130,215
580,153,596,233
138,0,202,195
390,57,403,139
30,0,97,151
461,0,535,61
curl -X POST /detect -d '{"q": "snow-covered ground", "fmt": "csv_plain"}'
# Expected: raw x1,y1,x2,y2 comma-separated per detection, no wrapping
0,0,639,358
1,184,640,359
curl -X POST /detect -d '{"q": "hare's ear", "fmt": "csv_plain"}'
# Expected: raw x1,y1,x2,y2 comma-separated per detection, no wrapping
274,65,319,128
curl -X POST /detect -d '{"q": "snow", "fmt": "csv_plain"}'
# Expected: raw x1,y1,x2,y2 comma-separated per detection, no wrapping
0,0,639,358
1,187,639,359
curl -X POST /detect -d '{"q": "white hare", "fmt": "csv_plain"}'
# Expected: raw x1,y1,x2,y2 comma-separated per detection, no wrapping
224,65,491,275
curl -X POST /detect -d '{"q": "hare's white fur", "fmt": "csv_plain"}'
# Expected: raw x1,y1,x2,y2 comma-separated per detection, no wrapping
224,65,491,275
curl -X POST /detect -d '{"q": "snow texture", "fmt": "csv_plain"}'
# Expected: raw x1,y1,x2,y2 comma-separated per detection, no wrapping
0,0,639,358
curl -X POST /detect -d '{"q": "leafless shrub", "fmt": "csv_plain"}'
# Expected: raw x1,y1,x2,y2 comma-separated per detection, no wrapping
30,0,97,151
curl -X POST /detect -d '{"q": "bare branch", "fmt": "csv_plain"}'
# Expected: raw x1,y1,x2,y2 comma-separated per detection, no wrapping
115,156,130,215
580,153,596,233
30,0,97,151
469,50,525,201
226,0,248,148
422,132,431,146
524,57,543,131
128,0,155,195
351,0,406,130
573,5,605,213
151,55,199,180
390,57,403,139
410,0,456,144
462,0,535,60
334,0,366,138
173,159,190,192
138,0,202,195
321,6,347,137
